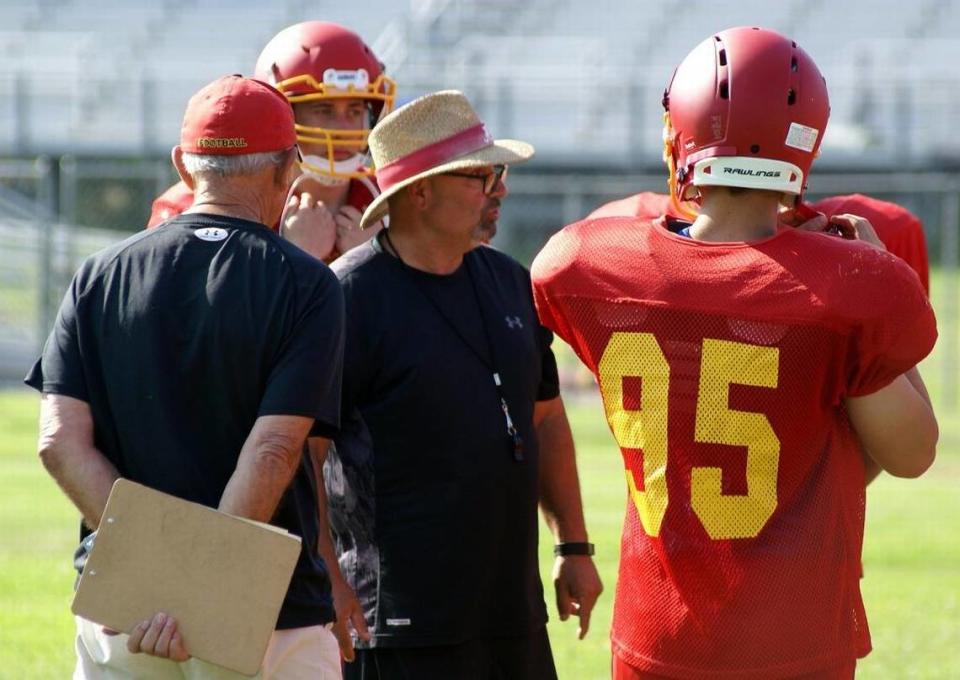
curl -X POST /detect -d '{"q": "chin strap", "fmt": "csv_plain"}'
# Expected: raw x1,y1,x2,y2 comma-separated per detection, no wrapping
299,153,368,186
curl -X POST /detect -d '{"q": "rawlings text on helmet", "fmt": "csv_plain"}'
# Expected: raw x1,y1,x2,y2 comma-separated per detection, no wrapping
724,168,782,177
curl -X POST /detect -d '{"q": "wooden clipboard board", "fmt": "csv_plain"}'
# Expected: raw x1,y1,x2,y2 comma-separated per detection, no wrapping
72,479,302,676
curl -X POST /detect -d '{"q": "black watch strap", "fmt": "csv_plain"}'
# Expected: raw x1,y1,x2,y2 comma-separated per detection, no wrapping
553,542,595,557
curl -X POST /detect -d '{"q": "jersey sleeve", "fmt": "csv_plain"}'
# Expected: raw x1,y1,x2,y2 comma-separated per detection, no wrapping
531,226,582,348
845,252,937,397
535,324,560,401
24,267,90,402
896,219,930,295
258,265,345,434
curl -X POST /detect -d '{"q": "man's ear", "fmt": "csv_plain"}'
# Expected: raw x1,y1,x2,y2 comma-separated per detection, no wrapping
171,146,195,191
407,177,433,210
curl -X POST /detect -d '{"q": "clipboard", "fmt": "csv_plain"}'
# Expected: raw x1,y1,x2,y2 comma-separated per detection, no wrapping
72,479,302,676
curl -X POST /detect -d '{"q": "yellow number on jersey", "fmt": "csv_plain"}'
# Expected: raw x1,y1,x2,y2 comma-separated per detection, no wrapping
598,332,670,537
692,339,780,539
598,333,780,540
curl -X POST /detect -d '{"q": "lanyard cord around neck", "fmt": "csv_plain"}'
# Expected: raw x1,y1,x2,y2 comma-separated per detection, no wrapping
381,230,525,462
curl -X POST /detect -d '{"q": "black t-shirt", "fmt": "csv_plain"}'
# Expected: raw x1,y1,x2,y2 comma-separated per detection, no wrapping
25,213,345,629
326,235,560,648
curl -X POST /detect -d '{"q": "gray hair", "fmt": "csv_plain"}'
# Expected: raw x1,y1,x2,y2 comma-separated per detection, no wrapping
181,149,290,178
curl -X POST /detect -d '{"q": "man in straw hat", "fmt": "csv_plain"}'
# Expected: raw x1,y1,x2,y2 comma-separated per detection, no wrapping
27,75,346,678
309,90,602,678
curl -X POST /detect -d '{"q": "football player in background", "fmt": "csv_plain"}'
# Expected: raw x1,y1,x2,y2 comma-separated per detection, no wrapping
148,21,396,263
532,26,937,679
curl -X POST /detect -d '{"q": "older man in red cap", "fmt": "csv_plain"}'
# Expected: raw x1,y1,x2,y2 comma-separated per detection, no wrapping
26,75,346,679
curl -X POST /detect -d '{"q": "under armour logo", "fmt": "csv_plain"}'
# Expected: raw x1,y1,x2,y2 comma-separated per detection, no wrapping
505,316,523,329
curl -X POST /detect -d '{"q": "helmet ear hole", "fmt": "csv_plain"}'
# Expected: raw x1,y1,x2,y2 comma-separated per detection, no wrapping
750,145,760,154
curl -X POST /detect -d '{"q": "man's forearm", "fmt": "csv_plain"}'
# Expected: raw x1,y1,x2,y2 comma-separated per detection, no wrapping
904,365,932,408
863,366,930,486
38,393,119,530
219,415,312,521
862,451,883,485
536,398,589,542
308,438,348,585
41,443,119,531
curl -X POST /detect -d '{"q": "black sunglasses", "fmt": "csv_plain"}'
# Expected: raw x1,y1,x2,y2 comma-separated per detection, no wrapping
444,165,508,195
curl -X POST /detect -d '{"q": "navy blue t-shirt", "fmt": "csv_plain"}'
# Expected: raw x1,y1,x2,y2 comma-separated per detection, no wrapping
326,234,560,648
25,213,345,629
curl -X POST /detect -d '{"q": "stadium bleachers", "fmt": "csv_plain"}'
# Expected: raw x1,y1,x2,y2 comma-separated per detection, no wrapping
0,0,957,164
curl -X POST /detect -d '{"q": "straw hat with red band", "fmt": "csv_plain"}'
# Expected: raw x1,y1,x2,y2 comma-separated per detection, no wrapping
180,75,296,156
357,90,534,230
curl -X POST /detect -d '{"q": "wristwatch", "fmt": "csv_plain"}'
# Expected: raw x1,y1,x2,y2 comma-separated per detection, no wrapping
553,542,595,557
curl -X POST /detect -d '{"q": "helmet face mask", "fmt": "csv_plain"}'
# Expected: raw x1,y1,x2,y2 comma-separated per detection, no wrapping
291,94,388,181
662,26,830,214
255,22,397,182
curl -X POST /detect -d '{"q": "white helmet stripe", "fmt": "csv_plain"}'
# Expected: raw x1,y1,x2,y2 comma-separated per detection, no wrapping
692,157,804,195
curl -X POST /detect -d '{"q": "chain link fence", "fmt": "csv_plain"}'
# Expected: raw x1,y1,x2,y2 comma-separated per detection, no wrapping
2,157,957,409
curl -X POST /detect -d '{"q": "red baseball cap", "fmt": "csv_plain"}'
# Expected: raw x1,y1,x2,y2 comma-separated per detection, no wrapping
180,75,296,155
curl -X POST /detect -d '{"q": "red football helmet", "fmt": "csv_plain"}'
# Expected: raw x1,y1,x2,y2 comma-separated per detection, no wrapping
254,21,397,180
662,26,830,215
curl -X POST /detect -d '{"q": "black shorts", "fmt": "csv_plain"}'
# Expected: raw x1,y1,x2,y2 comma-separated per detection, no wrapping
343,626,558,680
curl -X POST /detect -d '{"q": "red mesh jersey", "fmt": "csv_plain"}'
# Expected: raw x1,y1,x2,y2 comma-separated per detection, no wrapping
813,194,930,296
531,217,936,678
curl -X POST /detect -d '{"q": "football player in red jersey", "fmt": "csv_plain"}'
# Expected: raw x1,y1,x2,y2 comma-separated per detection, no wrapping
531,26,937,679
148,21,396,263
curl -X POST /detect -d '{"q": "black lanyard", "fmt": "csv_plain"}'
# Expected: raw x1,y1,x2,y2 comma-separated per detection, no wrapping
381,230,524,462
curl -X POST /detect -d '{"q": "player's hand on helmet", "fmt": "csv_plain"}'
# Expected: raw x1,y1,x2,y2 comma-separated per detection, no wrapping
330,577,370,662
553,554,603,640
334,204,379,256
125,612,190,661
281,176,338,262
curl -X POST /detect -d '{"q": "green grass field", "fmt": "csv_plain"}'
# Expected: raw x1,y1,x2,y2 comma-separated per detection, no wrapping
1,387,957,678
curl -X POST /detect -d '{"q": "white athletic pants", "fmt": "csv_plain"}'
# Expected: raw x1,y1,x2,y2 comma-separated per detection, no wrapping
74,616,341,679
